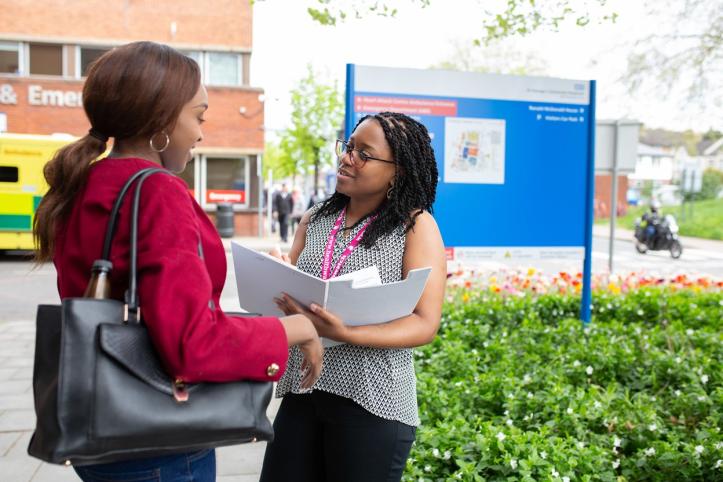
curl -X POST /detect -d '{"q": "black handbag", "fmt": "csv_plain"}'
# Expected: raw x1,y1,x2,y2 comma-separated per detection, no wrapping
28,167,274,466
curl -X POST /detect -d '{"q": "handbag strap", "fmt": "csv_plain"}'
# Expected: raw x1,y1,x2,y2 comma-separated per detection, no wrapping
96,167,172,323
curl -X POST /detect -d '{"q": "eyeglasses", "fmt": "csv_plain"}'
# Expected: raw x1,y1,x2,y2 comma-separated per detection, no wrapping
335,139,395,168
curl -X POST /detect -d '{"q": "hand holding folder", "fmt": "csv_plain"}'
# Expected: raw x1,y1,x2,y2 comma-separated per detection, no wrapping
231,242,431,346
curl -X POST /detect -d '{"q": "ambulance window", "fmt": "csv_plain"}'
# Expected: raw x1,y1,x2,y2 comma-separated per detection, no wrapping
0,166,19,183
29,43,63,76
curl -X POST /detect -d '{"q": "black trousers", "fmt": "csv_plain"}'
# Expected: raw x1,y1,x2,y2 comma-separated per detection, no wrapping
260,390,416,482
278,213,289,242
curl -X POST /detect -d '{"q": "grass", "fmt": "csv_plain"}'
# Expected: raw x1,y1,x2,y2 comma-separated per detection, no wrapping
596,198,723,241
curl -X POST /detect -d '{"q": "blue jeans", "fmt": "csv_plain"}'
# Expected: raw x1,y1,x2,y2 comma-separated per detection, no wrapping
74,449,215,482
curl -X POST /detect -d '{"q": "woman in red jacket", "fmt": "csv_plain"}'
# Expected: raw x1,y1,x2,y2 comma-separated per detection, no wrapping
32,41,322,482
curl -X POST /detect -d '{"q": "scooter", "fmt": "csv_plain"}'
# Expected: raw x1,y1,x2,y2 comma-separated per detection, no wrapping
634,214,683,259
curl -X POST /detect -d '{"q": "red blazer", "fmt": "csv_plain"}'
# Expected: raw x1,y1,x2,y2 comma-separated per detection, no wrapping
54,157,288,383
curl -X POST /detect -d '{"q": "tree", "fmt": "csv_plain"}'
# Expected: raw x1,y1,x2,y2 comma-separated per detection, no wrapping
274,66,344,192
430,39,548,76
624,0,722,114
297,0,616,45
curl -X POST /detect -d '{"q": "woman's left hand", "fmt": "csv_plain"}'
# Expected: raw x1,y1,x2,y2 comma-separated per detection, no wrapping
274,293,351,342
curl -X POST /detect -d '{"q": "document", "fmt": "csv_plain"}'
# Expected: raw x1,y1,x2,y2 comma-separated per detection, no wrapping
231,242,432,346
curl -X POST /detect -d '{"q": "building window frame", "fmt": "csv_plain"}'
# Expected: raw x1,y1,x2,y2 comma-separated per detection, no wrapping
201,154,251,211
26,42,65,77
205,51,243,87
0,41,23,75
75,45,113,78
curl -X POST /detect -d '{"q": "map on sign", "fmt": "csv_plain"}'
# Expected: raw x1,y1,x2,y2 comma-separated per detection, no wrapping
444,117,506,184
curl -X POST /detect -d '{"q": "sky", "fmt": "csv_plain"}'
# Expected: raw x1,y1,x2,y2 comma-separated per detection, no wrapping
250,0,721,139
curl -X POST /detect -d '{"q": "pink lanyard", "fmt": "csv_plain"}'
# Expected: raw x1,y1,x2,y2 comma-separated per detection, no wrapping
321,207,376,280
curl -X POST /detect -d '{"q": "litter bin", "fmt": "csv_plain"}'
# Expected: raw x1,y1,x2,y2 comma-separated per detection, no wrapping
216,202,234,238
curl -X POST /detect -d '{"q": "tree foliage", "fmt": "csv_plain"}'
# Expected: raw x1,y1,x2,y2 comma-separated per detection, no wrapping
269,66,344,189
298,0,616,44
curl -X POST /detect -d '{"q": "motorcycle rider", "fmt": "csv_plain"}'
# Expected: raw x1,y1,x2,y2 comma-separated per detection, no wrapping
641,201,662,245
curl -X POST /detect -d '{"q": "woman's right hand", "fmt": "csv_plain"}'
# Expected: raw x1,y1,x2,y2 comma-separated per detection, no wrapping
278,314,323,389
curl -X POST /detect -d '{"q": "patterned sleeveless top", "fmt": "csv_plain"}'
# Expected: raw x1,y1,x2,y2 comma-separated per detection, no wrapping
275,207,420,427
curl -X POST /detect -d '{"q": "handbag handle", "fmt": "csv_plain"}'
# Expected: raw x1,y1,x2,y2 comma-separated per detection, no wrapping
96,167,173,323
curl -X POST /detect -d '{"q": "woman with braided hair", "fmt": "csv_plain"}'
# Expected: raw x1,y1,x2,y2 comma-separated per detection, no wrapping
260,112,447,482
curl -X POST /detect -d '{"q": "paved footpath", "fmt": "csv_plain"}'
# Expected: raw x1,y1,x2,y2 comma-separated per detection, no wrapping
0,235,295,481
0,315,281,481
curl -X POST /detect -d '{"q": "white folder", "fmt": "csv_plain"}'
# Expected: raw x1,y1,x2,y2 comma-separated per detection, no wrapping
231,242,431,346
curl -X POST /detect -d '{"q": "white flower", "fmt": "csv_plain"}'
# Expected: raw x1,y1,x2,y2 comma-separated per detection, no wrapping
716,442,723,450
507,393,514,399
586,365,594,376
695,445,704,455
614,437,622,448
644,447,656,457
496,432,506,442
651,396,656,401
506,419,514,427
424,464,431,472
675,390,682,397
443,450,451,460
527,392,534,399
675,357,682,364
567,407,574,415
701,374,709,384
432,448,440,457
699,395,706,402
504,410,509,416
510,458,518,469
540,451,547,459
455,473,463,480
637,309,644,316
551,467,559,477
577,441,585,449
648,424,657,431
686,328,694,335
562,477,570,482
715,459,722,469
594,401,602,409
523,374,532,383
573,360,581,367
612,460,620,469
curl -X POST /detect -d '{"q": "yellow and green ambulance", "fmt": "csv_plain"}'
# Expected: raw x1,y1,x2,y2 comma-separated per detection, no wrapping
0,133,76,251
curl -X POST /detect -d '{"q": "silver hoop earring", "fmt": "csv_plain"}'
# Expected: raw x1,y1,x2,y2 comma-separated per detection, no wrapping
149,132,170,153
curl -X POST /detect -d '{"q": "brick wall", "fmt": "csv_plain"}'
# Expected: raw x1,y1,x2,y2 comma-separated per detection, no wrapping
0,0,252,47
595,174,629,219
0,78,263,149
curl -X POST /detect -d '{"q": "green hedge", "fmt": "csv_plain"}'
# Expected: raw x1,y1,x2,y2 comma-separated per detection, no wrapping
405,288,722,481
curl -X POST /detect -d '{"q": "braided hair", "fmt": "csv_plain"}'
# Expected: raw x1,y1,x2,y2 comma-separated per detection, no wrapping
312,112,438,248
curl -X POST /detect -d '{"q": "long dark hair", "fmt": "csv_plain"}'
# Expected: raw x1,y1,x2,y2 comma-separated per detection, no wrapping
33,41,200,261
312,112,438,248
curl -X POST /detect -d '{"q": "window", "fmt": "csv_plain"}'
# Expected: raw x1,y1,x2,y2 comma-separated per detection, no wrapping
183,51,203,70
80,47,110,76
178,157,197,198
207,52,241,86
0,42,20,74
205,157,248,206
29,43,63,76
0,166,19,183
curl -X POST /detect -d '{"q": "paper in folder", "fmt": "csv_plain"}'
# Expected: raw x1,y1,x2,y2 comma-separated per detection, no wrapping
231,242,431,346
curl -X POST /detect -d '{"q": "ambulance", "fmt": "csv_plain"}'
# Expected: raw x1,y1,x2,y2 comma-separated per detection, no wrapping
0,133,75,251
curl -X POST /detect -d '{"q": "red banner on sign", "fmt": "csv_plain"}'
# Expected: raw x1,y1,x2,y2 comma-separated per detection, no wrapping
445,247,455,261
206,190,245,204
354,96,458,116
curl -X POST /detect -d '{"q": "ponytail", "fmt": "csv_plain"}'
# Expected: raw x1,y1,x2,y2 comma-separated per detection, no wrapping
33,133,108,262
